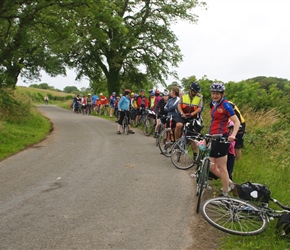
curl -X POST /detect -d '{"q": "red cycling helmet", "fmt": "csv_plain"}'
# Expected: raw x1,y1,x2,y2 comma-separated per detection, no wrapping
124,89,131,95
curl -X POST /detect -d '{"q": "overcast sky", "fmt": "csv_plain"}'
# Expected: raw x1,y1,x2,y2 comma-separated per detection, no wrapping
18,0,290,90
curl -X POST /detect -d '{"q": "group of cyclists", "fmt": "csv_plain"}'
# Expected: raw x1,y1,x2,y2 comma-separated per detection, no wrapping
71,82,246,196
114,82,246,197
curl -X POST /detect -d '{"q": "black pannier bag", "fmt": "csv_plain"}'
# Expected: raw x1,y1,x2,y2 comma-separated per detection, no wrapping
236,182,271,203
186,119,203,135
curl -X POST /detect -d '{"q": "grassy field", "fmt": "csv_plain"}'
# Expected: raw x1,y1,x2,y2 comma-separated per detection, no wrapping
1,87,290,249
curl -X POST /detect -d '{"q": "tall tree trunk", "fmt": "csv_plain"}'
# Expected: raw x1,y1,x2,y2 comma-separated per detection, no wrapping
107,68,121,95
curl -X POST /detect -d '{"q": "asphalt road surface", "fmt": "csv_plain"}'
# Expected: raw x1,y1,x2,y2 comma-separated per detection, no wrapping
0,105,197,250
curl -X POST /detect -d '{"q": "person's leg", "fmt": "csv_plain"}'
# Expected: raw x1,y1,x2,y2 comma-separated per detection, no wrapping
174,122,183,140
215,156,230,194
235,148,242,161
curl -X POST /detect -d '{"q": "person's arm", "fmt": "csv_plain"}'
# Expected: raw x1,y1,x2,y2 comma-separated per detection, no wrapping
229,115,240,141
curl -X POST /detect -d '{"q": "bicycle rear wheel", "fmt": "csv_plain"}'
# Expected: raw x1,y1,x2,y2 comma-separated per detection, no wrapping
122,117,129,135
155,125,163,146
143,117,154,136
201,197,268,236
196,158,210,213
171,138,195,170
158,130,173,157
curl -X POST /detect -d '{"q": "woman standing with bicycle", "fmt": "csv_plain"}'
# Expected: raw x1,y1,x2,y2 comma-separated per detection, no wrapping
209,82,240,197
117,89,135,134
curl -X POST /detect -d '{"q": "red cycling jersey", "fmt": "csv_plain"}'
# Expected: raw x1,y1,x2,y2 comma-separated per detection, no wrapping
209,98,235,135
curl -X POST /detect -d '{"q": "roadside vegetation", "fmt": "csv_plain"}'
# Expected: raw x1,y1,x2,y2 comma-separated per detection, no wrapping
0,76,290,249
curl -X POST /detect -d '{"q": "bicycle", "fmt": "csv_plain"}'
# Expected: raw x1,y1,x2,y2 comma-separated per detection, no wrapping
143,109,156,136
192,134,229,213
201,195,290,236
170,119,203,170
158,116,175,157
132,107,147,127
155,116,166,146
86,104,92,115
121,110,130,135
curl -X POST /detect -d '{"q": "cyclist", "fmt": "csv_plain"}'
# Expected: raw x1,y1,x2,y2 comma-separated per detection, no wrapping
44,95,49,105
154,89,169,138
208,82,240,197
176,82,203,139
100,93,109,113
109,92,116,118
135,89,149,126
86,93,93,115
92,93,98,107
164,86,180,136
81,95,87,114
149,90,155,109
227,120,236,181
117,89,135,134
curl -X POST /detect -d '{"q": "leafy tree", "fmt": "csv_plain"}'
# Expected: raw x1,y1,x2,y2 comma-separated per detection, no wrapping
67,0,206,95
0,0,81,88
63,86,79,93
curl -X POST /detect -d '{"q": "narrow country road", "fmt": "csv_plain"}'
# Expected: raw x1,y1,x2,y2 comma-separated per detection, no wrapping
0,105,199,250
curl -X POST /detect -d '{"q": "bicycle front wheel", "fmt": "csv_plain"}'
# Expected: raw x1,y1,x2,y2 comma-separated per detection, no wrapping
201,197,268,236
158,130,173,157
143,118,154,136
171,138,195,170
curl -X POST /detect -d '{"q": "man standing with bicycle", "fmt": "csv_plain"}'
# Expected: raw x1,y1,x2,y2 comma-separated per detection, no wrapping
176,82,203,158
135,89,149,127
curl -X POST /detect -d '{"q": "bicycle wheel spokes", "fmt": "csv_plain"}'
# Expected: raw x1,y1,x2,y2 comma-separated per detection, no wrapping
171,138,195,170
201,197,268,236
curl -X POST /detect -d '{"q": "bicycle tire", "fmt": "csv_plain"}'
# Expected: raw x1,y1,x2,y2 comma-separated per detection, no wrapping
171,138,195,170
122,117,129,135
201,197,268,236
143,118,154,136
155,125,163,146
158,130,173,157
196,158,210,213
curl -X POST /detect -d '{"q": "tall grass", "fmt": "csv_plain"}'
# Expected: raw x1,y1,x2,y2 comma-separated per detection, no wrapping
0,88,51,160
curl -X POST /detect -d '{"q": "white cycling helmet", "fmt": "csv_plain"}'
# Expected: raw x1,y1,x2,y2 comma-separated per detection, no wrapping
210,82,225,92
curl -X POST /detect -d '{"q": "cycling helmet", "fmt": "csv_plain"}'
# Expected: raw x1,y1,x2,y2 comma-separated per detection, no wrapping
124,89,131,95
88,93,91,96
155,90,160,95
131,92,134,96
100,93,103,96
112,92,116,95
150,91,155,96
163,89,170,96
190,82,201,93
210,82,225,92
134,93,138,97
140,89,145,92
